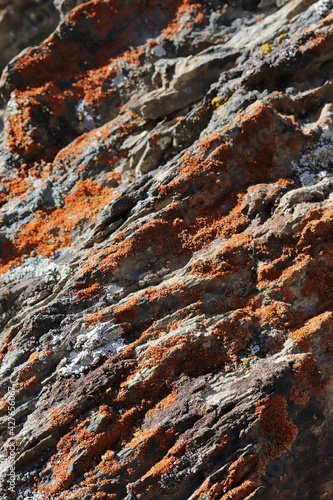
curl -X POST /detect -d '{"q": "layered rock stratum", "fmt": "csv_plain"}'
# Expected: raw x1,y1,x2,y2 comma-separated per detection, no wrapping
0,0,332,498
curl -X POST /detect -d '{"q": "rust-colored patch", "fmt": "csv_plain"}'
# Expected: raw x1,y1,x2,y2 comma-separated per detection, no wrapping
74,281,101,300
0,180,116,274
0,329,15,363
161,0,204,40
290,353,329,405
255,395,298,461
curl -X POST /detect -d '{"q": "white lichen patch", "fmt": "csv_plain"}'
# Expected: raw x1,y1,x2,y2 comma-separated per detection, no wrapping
298,167,331,187
292,138,333,186
112,69,128,88
75,99,97,132
2,255,71,285
151,44,166,57
5,95,20,116
292,0,333,31
20,492,48,500
249,344,260,355
58,321,126,376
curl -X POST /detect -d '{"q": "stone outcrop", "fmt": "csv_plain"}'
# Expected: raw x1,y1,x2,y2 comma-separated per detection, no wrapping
0,0,59,131
0,0,332,499
0,0,59,74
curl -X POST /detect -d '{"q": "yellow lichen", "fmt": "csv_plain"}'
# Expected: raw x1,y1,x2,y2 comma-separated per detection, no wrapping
262,43,270,55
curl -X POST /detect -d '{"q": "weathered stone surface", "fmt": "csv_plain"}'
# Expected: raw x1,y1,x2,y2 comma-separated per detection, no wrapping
0,0,59,134
0,0,59,73
53,0,86,18
0,1,332,499
132,46,239,120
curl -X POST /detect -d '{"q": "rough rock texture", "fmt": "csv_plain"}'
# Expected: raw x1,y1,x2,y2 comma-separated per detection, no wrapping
0,0,59,130
0,0,332,499
0,0,59,72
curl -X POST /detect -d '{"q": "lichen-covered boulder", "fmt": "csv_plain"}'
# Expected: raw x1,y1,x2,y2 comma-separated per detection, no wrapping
0,1,332,499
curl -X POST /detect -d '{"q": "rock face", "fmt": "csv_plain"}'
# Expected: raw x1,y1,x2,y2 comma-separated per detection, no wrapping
0,0,59,73
0,0,59,131
0,0,332,499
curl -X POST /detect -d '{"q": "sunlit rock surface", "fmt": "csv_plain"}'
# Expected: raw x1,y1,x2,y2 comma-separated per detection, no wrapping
0,0,332,498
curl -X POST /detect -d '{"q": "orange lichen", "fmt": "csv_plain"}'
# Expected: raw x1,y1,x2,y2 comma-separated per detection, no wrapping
37,405,140,496
0,180,116,274
301,267,333,305
0,329,16,363
53,118,132,171
113,296,138,324
74,281,101,300
257,301,292,330
106,171,121,184
292,354,323,394
127,429,180,497
140,336,186,370
290,385,310,405
21,375,38,390
37,470,75,496
147,39,159,49
211,311,253,365
191,454,261,500
0,399,9,414
257,261,281,283
190,232,252,279
118,46,143,66
47,404,77,430
255,395,297,460
17,362,37,383
5,85,68,160
290,354,329,405
159,102,306,199
290,312,333,352
3,4,333,500
297,207,333,251
3,0,189,163
93,219,183,275
0,174,33,207
220,455,262,500
149,132,161,147
18,349,52,380
80,192,251,281
86,283,191,332
84,308,109,327
146,390,177,419
127,426,176,477
142,453,177,480
122,329,228,401
319,312,333,357
161,0,204,40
